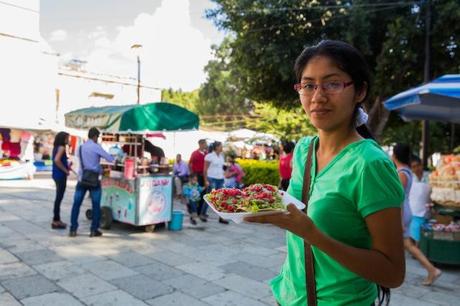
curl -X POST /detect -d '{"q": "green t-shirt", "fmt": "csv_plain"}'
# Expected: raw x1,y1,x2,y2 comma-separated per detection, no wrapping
270,136,404,306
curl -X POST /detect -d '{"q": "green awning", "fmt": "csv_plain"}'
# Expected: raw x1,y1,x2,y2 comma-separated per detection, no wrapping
65,102,199,133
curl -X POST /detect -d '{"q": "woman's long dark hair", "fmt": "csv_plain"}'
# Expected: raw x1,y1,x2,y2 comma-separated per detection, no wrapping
209,141,222,154
295,40,389,306
53,132,69,152
294,39,375,140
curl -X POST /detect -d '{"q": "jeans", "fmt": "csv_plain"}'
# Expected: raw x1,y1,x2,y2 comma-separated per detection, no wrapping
196,174,205,215
70,181,102,232
201,177,224,216
53,177,67,221
188,200,199,214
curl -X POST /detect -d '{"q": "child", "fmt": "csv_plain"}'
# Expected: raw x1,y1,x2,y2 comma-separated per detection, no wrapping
182,173,204,225
224,155,245,188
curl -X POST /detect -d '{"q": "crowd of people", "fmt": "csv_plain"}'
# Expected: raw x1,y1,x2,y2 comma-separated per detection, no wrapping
176,139,245,225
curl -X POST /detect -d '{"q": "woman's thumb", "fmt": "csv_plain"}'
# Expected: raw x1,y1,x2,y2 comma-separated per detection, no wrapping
287,203,300,214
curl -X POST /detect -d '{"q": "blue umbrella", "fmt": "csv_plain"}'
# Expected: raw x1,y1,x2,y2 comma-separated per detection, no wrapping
384,74,460,123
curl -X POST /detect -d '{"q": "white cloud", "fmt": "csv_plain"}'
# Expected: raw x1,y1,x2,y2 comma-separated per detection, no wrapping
49,29,68,42
80,0,215,91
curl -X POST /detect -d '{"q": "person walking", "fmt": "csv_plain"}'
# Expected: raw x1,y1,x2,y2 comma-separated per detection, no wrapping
392,144,441,286
245,40,407,305
69,127,114,238
51,131,70,229
204,141,229,224
409,155,432,245
189,139,208,218
278,140,295,191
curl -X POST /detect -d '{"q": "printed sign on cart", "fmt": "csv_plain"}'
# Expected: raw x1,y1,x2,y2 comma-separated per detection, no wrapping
101,178,136,224
138,176,172,225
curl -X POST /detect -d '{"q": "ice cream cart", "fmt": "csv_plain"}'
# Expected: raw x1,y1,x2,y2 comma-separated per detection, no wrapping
65,102,199,231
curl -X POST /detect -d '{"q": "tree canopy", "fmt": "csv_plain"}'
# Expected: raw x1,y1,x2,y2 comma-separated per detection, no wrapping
201,0,460,151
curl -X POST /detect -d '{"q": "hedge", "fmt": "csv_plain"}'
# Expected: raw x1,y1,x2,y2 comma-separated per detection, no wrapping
237,159,280,186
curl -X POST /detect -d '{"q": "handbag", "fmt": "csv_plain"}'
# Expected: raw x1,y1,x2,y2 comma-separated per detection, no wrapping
79,146,99,188
302,141,317,306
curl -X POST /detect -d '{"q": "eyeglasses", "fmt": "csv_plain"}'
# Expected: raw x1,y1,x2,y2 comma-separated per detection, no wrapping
294,81,354,96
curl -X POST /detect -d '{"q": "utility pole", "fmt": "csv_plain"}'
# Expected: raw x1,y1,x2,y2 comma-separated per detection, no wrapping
422,0,431,169
130,44,143,104
137,55,141,104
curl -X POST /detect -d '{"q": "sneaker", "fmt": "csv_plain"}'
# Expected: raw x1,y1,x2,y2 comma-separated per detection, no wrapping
89,230,103,237
68,230,77,237
219,217,229,225
190,217,197,225
199,216,208,222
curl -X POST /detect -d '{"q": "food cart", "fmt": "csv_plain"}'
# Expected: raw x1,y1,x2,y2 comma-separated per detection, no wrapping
65,102,199,231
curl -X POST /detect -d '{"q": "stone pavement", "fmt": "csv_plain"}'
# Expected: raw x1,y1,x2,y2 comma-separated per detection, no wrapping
0,176,459,306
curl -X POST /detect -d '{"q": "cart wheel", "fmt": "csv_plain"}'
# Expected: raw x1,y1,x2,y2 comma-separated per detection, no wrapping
100,207,113,230
85,209,92,220
145,224,156,233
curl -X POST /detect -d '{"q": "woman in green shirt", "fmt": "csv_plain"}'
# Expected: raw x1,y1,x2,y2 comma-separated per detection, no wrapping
245,40,406,306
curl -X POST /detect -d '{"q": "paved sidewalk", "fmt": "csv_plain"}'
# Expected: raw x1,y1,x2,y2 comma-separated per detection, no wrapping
0,177,459,305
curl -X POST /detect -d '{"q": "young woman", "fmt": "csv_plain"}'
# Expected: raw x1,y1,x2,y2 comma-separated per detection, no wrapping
51,131,70,229
245,40,406,305
204,141,229,224
392,144,441,286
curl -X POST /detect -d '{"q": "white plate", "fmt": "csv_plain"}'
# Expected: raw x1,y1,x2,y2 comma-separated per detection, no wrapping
204,190,305,224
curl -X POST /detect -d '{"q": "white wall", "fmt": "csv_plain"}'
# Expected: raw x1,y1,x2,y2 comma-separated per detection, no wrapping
0,0,39,41
0,0,57,130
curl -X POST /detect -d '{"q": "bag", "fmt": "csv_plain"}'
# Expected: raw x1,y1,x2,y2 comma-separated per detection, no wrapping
81,169,99,188
79,146,99,188
302,142,317,306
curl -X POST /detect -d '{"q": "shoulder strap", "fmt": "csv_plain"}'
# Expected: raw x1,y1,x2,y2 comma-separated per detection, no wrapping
398,167,412,177
79,146,85,170
302,139,317,306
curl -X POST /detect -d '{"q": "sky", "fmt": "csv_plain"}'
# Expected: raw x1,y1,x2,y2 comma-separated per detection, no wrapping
40,0,226,91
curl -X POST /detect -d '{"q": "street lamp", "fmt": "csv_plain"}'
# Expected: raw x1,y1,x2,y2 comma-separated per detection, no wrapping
130,44,143,104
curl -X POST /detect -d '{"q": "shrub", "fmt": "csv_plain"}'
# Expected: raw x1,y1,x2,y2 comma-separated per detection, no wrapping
237,159,280,186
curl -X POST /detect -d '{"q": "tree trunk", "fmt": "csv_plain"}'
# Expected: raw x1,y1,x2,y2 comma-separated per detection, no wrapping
367,96,391,141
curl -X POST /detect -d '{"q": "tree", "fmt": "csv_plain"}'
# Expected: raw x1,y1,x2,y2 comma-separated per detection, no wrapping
206,0,460,150
161,88,199,113
198,37,250,116
246,102,316,139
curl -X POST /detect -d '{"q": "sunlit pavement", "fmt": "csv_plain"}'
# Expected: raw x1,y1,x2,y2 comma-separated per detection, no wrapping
0,174,459,305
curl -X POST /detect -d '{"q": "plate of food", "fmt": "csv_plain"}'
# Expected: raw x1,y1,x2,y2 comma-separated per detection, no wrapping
203,184,305,223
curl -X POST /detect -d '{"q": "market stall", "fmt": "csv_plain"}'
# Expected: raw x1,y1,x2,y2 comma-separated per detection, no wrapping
0,128,36,179
384,75,460,264
419,155,460,265
65,102,199,231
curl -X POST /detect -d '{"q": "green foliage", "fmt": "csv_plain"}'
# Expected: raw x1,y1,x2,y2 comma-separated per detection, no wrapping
162,88,199,113
206,0,460,152
198,37,250,116
207,0,416,106
247,102,315,140
237,159,279,186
